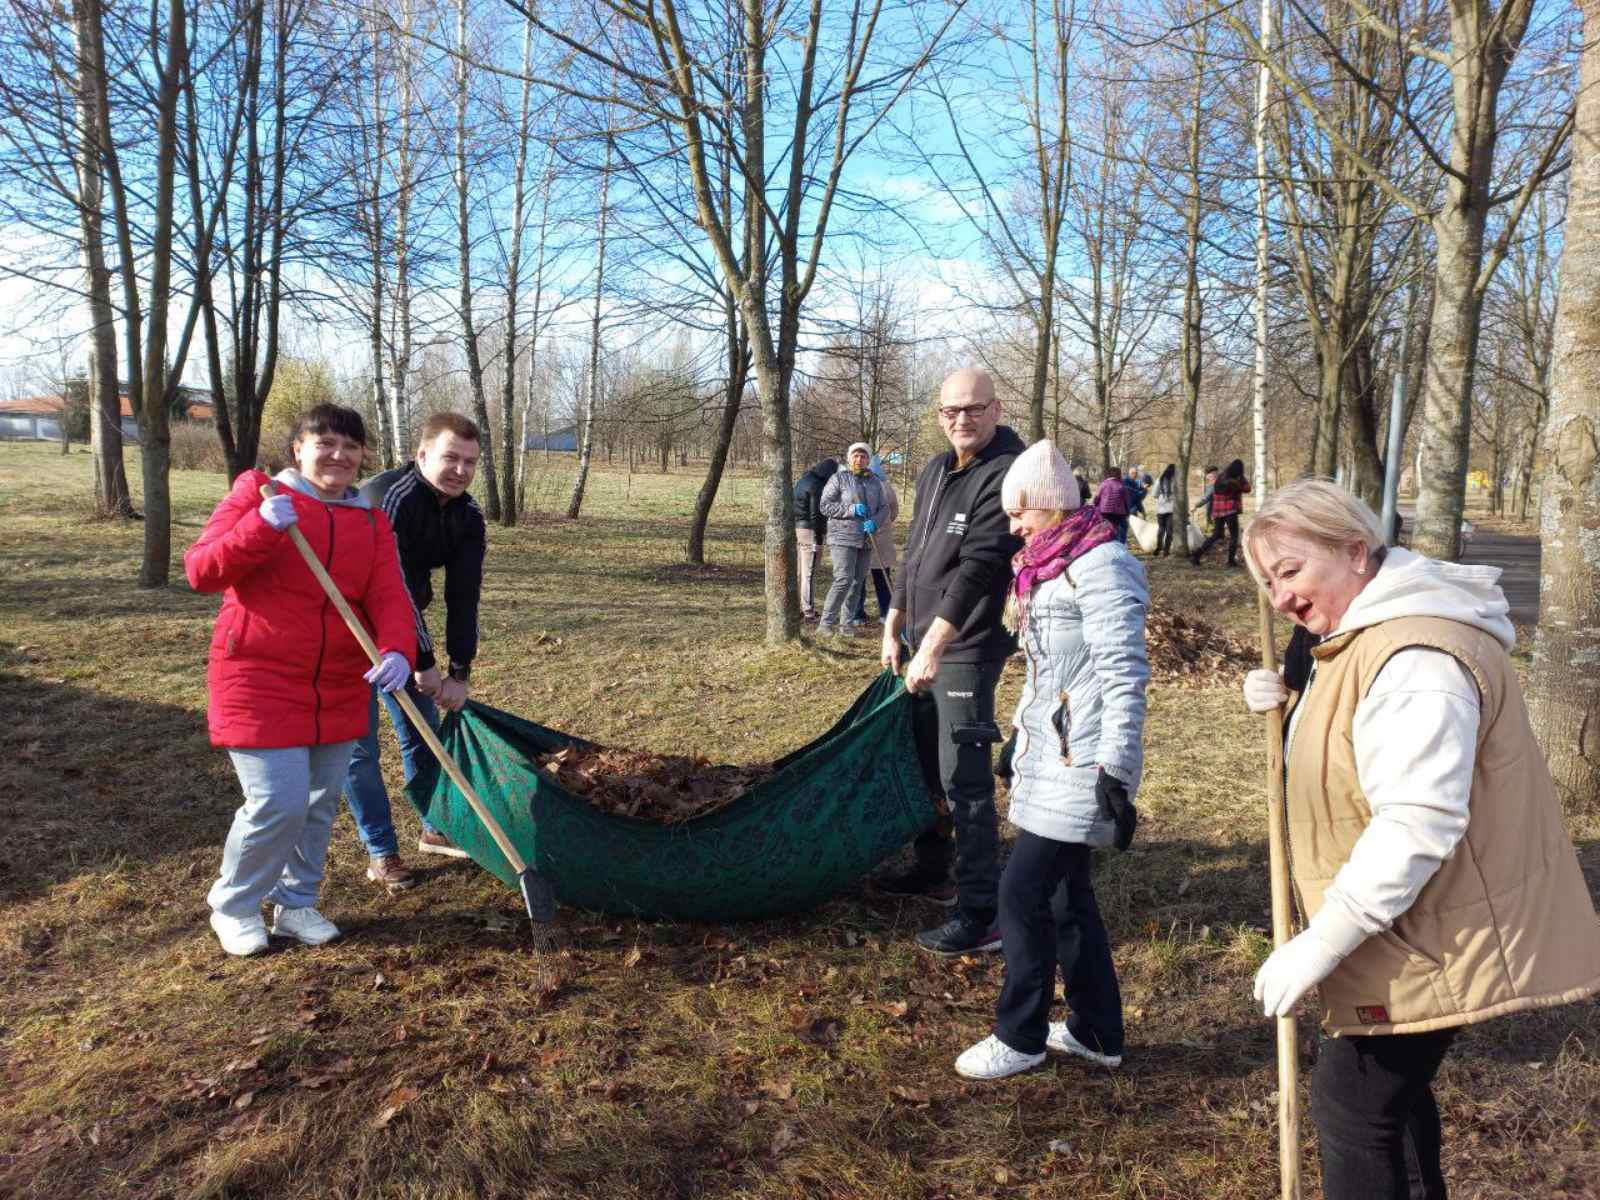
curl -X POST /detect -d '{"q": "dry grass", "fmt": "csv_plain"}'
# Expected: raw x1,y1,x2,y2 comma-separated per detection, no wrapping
1,443,1596,1200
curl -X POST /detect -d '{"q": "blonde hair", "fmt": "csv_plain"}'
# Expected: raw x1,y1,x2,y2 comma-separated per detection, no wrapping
1242,478,1385,585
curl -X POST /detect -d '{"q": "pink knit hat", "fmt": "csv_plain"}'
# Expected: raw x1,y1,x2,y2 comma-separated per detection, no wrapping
1001,439,1079,512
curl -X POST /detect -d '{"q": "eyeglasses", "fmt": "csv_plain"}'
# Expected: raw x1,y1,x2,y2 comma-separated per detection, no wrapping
938,399,993,422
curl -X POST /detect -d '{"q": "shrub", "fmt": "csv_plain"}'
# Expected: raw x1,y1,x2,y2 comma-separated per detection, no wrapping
168,422,233,474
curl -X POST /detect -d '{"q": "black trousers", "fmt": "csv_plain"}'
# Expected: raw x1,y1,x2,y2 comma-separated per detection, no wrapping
1195,512,1240,564
1155,512,1174,555
1311,1028,1458,1200
993,832,1123,1056
909,657,1004,925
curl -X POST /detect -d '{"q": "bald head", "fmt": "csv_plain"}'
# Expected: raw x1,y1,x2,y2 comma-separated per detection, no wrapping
937,367,1001,464
940,367,995,408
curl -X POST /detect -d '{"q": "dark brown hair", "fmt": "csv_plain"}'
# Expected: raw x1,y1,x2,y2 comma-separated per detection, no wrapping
288,403,367,454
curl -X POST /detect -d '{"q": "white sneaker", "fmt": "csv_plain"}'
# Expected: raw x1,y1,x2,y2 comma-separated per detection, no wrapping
270,905,340,946
210,911,269,957
954,1035,1046,1081
1046,1022,1123,1068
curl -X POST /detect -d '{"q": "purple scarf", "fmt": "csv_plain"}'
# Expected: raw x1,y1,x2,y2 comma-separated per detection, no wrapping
1006,505,1117,632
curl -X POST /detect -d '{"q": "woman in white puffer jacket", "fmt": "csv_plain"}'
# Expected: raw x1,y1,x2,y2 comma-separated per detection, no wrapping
955,440,1151,1081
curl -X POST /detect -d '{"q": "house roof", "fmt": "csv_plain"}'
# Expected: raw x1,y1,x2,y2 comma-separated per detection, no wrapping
0,391,213,421
0,394,65,416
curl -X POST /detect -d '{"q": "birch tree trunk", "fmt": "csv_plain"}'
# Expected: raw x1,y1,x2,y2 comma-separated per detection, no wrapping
1527,0,1600,813
496,15,536,527
70,0,131,517
1250,0,1272,505
566,135,610,520
454,0,498,519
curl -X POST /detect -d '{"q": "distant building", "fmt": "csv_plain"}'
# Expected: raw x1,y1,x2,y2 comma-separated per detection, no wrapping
0,384,213,443
0,396,64,441
523,424,578,452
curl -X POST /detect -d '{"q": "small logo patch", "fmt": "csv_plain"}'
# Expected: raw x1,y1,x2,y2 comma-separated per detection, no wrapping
1355,1005,1390,1024
945,691,974,699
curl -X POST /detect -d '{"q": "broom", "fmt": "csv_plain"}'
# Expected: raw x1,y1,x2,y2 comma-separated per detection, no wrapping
261,484,556,928
1257,590,1302,1199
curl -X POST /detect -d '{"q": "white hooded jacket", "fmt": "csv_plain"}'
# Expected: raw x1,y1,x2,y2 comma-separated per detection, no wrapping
1288,547,1516,959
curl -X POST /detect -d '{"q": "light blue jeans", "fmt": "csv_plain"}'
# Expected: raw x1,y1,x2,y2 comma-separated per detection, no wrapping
342,683,441,858
208,741,357,919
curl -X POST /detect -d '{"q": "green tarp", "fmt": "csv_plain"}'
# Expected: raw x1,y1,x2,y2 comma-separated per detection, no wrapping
404,669,938,922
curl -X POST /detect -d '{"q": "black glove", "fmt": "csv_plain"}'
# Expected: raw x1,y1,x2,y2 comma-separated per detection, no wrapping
1096,770,1138,852
995,731,1017,786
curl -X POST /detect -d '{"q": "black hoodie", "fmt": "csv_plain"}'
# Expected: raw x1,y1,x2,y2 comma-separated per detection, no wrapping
794,458,839,537
891,425,1027,662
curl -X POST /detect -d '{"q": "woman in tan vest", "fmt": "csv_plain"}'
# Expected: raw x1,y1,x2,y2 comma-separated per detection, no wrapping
1238,479,1600,1200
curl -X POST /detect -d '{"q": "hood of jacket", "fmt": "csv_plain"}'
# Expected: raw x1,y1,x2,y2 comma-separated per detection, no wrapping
808,458,839,483
274,467,371,508
1333,547,1514,651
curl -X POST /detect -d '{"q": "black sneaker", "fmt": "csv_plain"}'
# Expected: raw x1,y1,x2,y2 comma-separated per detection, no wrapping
915,916,1002,957
874,868,958,907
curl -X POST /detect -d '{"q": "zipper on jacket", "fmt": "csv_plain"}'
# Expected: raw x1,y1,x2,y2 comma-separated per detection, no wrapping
1054,689,1072,766
310,506,334,745
905,464,948,649
1280,659,1315,930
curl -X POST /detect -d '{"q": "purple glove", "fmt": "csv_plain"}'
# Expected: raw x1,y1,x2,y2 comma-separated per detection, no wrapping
364,651,410,693
259,493,297,531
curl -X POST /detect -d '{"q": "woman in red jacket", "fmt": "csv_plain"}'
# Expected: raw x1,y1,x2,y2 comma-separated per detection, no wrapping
185,404,417,957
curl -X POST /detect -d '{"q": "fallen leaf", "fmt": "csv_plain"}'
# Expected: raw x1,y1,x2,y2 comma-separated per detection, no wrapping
889,1084,930,1105
796,1015,843,1046
232,1091,254,1110
770,1121,802,1157
372,1085,420,1129
621,946,643,970
758,1076,795,1101
1048,1138,1072,1155
994,1165,1012,1184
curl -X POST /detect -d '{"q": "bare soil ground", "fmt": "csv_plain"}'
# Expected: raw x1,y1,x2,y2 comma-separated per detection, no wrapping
1,445,1595,1200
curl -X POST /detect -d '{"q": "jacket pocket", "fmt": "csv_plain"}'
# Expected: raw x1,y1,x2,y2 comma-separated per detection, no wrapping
1052,691,1072,766
223,610,250,658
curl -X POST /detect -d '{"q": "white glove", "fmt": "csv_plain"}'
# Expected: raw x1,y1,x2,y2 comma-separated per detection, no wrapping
1253,929,1345,1017
1242,668,1288,713
259,493,297,531
364,651,410,694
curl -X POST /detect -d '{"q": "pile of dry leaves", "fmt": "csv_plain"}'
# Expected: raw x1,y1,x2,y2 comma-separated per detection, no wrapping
1144,600,1259,682
536,745,773,823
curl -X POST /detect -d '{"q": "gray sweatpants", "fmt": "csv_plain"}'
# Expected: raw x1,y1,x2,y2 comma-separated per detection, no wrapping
821,544,870,628
207,741,356,919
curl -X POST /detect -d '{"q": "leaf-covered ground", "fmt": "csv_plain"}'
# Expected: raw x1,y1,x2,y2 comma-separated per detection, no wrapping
0,443,1596,1200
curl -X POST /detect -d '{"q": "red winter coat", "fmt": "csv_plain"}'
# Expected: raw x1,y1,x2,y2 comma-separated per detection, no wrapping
185,469,417,750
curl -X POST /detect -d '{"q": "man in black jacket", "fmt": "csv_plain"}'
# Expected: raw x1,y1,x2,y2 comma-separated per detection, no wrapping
879,367,1025,956
342,411,488,888
793,458,838,621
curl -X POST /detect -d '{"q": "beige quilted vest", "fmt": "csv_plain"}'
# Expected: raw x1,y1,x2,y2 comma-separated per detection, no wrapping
1285,616,1600,1036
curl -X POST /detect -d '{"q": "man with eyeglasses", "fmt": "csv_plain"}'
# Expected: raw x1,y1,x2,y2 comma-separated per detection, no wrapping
877,367,1027,956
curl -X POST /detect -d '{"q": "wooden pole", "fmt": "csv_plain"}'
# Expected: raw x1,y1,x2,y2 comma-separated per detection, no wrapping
1258,593,1302,1199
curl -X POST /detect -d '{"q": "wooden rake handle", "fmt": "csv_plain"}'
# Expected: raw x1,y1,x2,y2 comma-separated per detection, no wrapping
1257,592,1303,1200
258,484,531,877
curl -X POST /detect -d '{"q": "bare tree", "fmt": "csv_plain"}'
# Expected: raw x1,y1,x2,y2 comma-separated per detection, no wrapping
1222,0,1577,559
508,0,967,645
1527,0,1599,812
